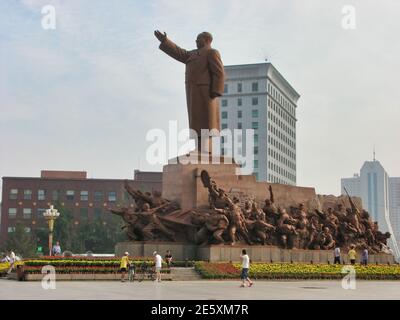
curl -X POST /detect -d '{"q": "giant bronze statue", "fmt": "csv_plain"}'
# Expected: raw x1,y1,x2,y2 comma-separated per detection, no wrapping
154,30,225,151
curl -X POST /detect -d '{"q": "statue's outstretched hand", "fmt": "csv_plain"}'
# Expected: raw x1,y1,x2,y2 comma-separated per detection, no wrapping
154,30,167,43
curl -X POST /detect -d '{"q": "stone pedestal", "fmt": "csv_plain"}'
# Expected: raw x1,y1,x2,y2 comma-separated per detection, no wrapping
162,151,317,211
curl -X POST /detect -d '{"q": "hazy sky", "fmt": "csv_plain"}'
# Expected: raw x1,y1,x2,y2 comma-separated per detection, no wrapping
1,0,399,197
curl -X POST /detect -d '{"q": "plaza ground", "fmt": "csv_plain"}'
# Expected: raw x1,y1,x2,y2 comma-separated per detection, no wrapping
0,279,399,300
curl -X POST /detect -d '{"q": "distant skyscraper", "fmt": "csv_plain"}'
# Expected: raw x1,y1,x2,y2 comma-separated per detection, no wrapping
389,177,400,254
341,160,400,258
221,62,299,184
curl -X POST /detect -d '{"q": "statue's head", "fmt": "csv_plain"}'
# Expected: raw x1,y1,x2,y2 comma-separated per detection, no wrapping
196,32,213,49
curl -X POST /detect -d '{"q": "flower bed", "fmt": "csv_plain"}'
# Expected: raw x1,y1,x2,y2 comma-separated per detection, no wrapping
195,262,400,280
18,257,194,274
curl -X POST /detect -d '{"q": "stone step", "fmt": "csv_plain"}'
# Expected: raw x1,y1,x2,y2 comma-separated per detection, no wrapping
169,267,202,280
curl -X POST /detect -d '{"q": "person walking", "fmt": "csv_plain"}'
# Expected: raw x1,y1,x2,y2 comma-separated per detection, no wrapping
165,250,173,269
334,246,341,264
7,250,16,274
348,245,357,265
361,247,368,266
120,252,130,282
240,249,253,288
153,251,163,282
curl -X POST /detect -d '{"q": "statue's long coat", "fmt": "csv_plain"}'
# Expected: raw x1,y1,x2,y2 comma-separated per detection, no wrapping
159,38,225,136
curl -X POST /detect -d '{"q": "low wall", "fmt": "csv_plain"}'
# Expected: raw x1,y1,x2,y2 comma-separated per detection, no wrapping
116,242,395,264
115,241,197,261
197,245,395,264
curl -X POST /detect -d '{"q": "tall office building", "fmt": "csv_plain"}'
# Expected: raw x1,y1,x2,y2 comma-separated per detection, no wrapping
341,160,400,258
389,177,400,255
220,62,299,184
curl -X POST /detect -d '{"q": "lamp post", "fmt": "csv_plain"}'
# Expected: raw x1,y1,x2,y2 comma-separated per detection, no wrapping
43,205,60,256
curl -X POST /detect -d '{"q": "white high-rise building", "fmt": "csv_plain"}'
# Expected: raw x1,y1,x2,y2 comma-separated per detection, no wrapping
220,62,299,184
341,160,400,258
389,177,400,254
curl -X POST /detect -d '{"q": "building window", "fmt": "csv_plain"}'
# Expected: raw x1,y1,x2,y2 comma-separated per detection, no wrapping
221,111,228,119
252,109,259,118
237,83,242,92
224,84,228,93
37,208,46,219
8,208,17,219
254,147,259,155
94,191,103,201
80,191,89,201
237,122,242,129
254,160,259,169
254,134,258,144
221,123,228,130
252,122,259,130
252,82,258,92
8,227,16,233
94,208,102,220
108,192,117,202
24,189,32,200
252,97,258,105
80,208,89,220
23,208,32,219
38,189,46,201
237,110,242,118
66,190,75,201
222,99,228,107
52,190,60,201
237,98,242,106
9,189,18,200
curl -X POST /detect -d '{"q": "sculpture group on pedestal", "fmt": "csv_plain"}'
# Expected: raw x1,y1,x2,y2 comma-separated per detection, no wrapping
110,171,391,253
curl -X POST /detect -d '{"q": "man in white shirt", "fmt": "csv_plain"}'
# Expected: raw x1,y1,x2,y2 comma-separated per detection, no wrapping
153,251,163,282
240,249,253,288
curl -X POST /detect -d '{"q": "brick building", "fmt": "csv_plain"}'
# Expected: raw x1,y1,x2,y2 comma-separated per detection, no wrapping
0,170,162,245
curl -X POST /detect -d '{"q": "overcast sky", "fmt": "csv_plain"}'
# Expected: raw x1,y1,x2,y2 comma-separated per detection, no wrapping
1,0,399,197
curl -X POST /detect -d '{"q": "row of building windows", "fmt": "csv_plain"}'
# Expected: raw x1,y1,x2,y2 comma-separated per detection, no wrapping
268,161,296,182
221,109,259,120
268,174,293,185
267,82,295,116
8,189,119,202
268,105,295,139
221,97,259,107
7,207,110,220
268,122,295,151
268,147,296,171
224,81,259,94
221,121,259,131
268,134,295,161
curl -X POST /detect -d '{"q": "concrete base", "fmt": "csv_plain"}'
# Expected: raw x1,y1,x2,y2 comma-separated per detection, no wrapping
198,245,395,264
116,242,395,264
115,241,197,261
161,151,318,211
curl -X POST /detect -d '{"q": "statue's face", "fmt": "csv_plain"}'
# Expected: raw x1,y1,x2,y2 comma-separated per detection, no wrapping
196,34,209,49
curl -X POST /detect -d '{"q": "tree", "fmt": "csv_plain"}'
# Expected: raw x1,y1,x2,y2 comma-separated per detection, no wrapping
3,223,36,258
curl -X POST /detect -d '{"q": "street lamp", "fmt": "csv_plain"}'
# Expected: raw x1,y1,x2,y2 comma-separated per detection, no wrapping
43,205,60,256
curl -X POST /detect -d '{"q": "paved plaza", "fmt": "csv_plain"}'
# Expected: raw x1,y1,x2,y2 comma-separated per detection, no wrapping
0,279,399,300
